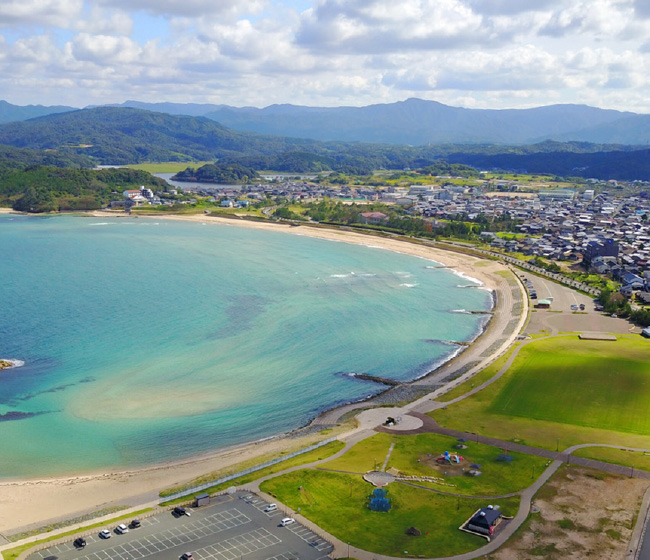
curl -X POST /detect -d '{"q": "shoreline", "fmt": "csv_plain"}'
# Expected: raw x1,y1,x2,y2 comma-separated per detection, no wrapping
0,211,514,536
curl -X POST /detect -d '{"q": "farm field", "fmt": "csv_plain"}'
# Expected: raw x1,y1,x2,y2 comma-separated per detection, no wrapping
323,432,549,497
431,336,650,456
260,469,520,557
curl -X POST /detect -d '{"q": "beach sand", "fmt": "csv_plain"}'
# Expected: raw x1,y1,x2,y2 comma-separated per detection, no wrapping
0,211,515,536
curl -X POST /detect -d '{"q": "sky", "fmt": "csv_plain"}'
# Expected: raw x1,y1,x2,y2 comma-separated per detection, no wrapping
1,0,649,112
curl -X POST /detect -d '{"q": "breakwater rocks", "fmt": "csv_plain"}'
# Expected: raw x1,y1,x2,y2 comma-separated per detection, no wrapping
0,359,24,371
351,373,400,386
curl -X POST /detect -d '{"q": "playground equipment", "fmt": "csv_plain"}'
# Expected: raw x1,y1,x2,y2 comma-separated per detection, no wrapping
436,450,464,465
369,488,392,512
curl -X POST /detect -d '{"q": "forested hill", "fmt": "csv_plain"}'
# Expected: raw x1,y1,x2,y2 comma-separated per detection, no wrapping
0,166,168,212
0,107,319,165
0,144,95,169
0,106,649,180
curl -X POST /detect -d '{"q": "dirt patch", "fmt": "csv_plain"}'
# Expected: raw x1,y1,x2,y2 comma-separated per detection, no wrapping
420,453,469,477
489,465,650,560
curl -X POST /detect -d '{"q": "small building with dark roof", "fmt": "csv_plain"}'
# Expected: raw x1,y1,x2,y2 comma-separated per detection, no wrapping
467,506,502,537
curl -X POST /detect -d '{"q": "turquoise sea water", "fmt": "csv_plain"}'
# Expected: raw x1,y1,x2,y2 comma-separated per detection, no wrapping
0,215,492,478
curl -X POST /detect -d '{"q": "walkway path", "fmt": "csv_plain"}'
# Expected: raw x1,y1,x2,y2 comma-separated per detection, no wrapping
380,444,395,472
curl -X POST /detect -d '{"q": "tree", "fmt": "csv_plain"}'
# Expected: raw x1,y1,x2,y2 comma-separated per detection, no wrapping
13,186,56,212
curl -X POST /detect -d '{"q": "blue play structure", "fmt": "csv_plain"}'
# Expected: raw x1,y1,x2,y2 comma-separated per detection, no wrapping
369,488,392,512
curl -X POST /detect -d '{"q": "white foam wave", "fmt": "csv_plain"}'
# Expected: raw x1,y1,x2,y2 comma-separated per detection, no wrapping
451,309,471,314
448,268,483,287
89,222,111,226
399,283,418,288
330,272,356,278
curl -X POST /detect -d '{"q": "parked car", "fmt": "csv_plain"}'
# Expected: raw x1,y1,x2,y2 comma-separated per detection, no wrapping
180,553,193,560
264,504,277,512
280,517,295,527
73,538,86,548
129,519,141,529
173,506,191,517
99,529,111,539
115,523,129,534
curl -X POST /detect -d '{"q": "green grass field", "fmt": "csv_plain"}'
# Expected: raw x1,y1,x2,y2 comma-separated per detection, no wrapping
261,469,519,557
323,432,548,497
431,336,650,453
161,440,345,499
572,446,650,472
489,337,650,434
125,162,212,173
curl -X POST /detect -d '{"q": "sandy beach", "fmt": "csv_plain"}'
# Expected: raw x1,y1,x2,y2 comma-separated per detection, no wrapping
0,211,513,537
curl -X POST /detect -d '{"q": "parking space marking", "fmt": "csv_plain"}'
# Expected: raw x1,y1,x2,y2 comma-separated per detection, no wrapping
39,508,252,560
265,552,299,560
285,525,332,553
191,528,281,560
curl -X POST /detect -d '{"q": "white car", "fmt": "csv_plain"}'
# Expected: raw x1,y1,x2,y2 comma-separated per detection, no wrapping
264,504,277,512
280,517,295,527
99,529,111,539
115,523,129,534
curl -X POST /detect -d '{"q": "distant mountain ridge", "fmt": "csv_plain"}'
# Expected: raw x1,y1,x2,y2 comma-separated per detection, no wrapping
2,98,648,145
0,105,649,180
114,98,646,145
0,100,75,124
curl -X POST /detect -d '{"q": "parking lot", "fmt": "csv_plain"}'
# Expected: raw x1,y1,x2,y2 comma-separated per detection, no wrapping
31,493,332,560
518,272,640,335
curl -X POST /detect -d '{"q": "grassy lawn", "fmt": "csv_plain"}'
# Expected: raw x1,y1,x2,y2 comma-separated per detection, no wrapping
322,433,548,497
160,440,345,501
489,337,650,434
324,435,394,473
572,446,650,472
431,336,650,452
436,346,516,403
261,469,519,557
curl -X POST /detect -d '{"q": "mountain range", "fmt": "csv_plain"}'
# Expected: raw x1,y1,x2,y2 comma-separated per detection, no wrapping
1,98,648,146
0,105,649,180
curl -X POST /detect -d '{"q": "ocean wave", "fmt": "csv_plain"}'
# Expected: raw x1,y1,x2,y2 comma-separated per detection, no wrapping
448,268,483,287
451,309,471,314
330,272,356,278
399,283,418,288
89,222,112,226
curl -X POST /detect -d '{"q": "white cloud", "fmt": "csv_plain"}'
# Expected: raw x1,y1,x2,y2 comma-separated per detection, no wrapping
76,8,133,35
0,0,83,28
295,0,488,53
94,0,265,19
465,0,561,15
0,0,649,112
71,33,143,64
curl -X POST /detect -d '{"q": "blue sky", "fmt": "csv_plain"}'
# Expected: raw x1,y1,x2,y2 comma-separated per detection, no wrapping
0,0,649,112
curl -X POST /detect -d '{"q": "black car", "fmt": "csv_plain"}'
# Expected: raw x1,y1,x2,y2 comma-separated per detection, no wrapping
173,506,190,517
129,519,142,529
73,537,86,549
